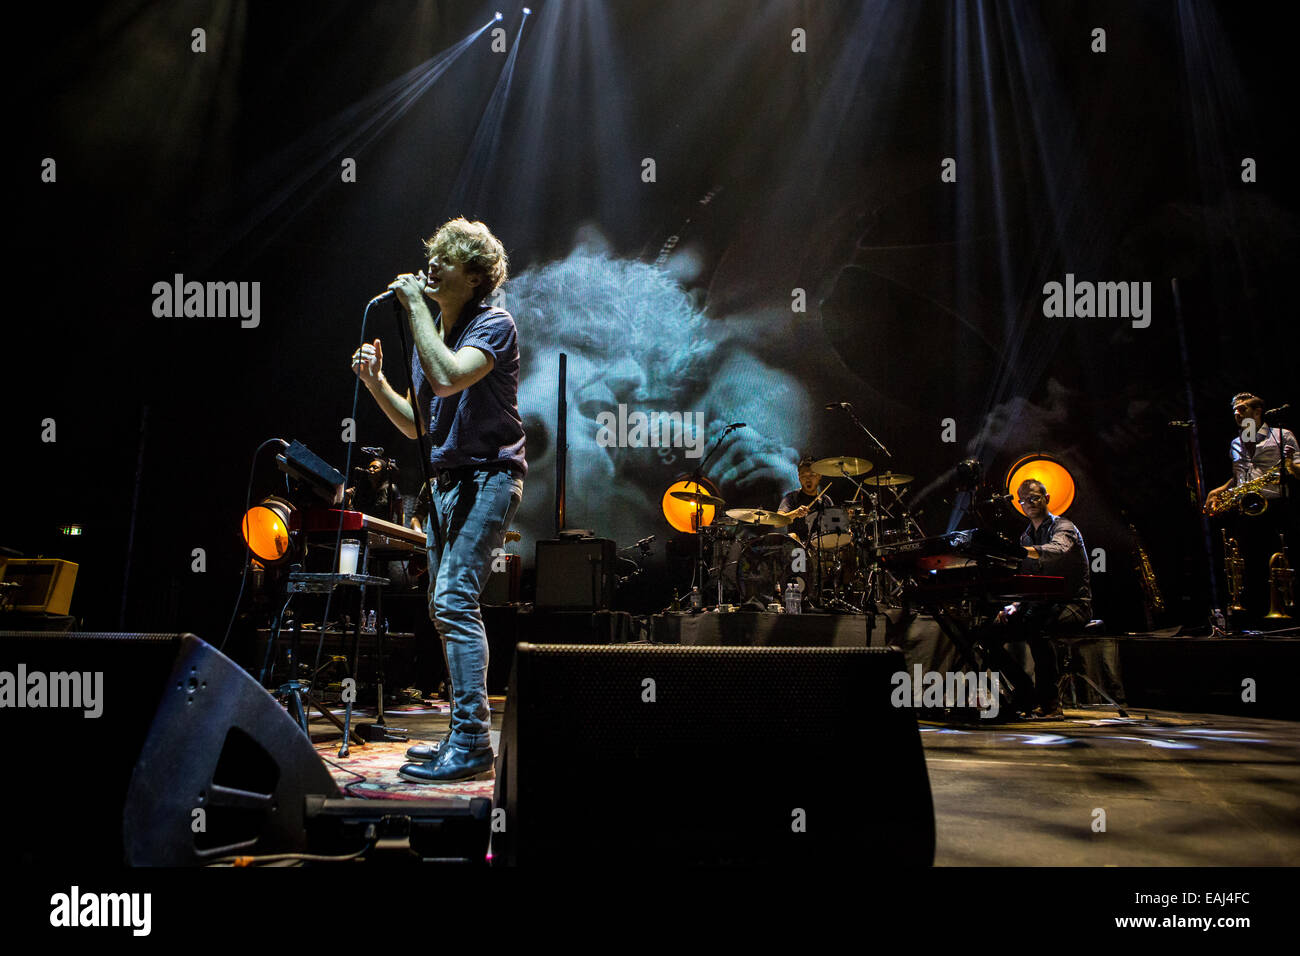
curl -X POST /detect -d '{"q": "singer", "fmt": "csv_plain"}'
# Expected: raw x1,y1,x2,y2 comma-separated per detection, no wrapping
351,217,525,782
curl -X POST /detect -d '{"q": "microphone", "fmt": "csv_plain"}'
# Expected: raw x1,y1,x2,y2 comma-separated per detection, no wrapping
373,271,426,303
824,402,851,410
1168,420,1194,428
1265,404,1290,418
726,422,746,430
634,534,656,552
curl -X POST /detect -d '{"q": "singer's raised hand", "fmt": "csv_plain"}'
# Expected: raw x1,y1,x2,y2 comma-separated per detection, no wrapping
351,338,384,389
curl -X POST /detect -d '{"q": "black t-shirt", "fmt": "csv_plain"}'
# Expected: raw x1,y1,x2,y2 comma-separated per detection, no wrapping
410,302,527,477
778,488,834,541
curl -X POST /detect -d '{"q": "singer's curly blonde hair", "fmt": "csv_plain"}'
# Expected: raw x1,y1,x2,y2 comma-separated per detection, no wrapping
423,218,509,299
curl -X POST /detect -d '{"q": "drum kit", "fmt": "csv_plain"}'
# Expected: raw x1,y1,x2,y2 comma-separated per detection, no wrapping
668,454,926,612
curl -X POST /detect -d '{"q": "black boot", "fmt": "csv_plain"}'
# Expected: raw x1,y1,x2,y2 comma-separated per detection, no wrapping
398,742,494,783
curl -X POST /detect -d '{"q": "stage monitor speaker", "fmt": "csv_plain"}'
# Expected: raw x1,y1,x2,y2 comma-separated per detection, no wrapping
0,630,341,865
493,644,934,866
4,631,182,864
534,538,615,610
122,634,340,865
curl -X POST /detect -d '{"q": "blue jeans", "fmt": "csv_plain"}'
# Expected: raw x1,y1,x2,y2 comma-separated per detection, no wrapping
425,468,523,751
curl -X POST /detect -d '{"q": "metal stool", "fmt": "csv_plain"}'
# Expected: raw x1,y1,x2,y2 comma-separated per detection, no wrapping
1055,620,1128,717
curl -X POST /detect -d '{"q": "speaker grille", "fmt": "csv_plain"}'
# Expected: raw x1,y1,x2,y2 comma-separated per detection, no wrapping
497,644,934,865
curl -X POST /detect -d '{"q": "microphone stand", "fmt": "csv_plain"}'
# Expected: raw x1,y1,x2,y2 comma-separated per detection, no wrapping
835,403,892,461
1268,410,1294,607
688,423,742,611
1172,278,1221,623
830,404,891,635
339,295,437,750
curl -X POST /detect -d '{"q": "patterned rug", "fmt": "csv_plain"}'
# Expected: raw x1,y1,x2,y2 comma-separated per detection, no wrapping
317,695,507,718
315,740,495,801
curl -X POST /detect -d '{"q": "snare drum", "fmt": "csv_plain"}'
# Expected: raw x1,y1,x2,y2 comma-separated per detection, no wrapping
808,507,854,550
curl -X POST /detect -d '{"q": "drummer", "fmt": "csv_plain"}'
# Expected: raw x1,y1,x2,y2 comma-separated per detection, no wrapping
777,455,835,542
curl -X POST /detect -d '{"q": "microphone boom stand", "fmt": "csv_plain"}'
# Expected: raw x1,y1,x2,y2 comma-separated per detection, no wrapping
687,423,742,611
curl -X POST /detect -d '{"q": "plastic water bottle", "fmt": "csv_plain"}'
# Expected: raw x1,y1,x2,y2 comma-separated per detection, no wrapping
784,583,801,615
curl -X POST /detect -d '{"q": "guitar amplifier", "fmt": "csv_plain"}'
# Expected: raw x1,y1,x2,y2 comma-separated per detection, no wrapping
534,538,616,610
481,552,522,605
1,558,79,615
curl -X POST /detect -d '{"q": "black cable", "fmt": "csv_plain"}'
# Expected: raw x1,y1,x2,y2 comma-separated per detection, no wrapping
220,437,290,651
316,752,374,798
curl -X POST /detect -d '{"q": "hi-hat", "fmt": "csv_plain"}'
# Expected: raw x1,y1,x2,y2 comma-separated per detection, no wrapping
861,471,913,487
810,456,873,477
671,490,726,508
725,508,793,527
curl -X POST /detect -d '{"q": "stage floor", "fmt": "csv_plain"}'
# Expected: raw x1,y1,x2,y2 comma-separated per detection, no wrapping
308,704,1300,867
920,709,1300,866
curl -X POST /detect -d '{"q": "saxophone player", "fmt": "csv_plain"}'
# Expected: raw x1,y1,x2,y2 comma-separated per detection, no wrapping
1206,392,1300,623
1205,393,1300,511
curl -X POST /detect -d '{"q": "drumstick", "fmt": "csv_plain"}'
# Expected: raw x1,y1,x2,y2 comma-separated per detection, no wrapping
803,484,832,509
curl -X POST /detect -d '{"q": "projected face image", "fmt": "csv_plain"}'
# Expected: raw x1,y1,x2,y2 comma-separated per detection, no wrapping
509,250,809,551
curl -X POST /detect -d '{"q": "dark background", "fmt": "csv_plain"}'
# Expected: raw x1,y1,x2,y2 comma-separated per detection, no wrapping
7,0,1297,642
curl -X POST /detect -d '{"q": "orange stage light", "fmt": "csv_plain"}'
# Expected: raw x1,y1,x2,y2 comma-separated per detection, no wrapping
661,478,719,534
1006,455,1076,516
242,496,295,563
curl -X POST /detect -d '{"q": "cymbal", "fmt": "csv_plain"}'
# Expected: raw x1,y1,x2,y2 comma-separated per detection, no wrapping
671,490,725,508
810,456,873,478
725,508,793,527
861,471,913,487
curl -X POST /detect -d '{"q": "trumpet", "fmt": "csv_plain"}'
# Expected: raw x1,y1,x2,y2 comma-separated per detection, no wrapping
1205,465,1281,517
1266,545,1294,620
1222,529,1247,615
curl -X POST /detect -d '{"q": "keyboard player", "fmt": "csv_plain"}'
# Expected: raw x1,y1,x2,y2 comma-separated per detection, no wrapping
993,478,1092,718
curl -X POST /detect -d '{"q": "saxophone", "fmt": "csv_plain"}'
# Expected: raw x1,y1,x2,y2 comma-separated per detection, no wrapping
1206,465,1281,517
1222,530,1247,615
1130,523,1165,620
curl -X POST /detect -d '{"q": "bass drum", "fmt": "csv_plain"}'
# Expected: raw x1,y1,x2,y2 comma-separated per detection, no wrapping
728,532,808,606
